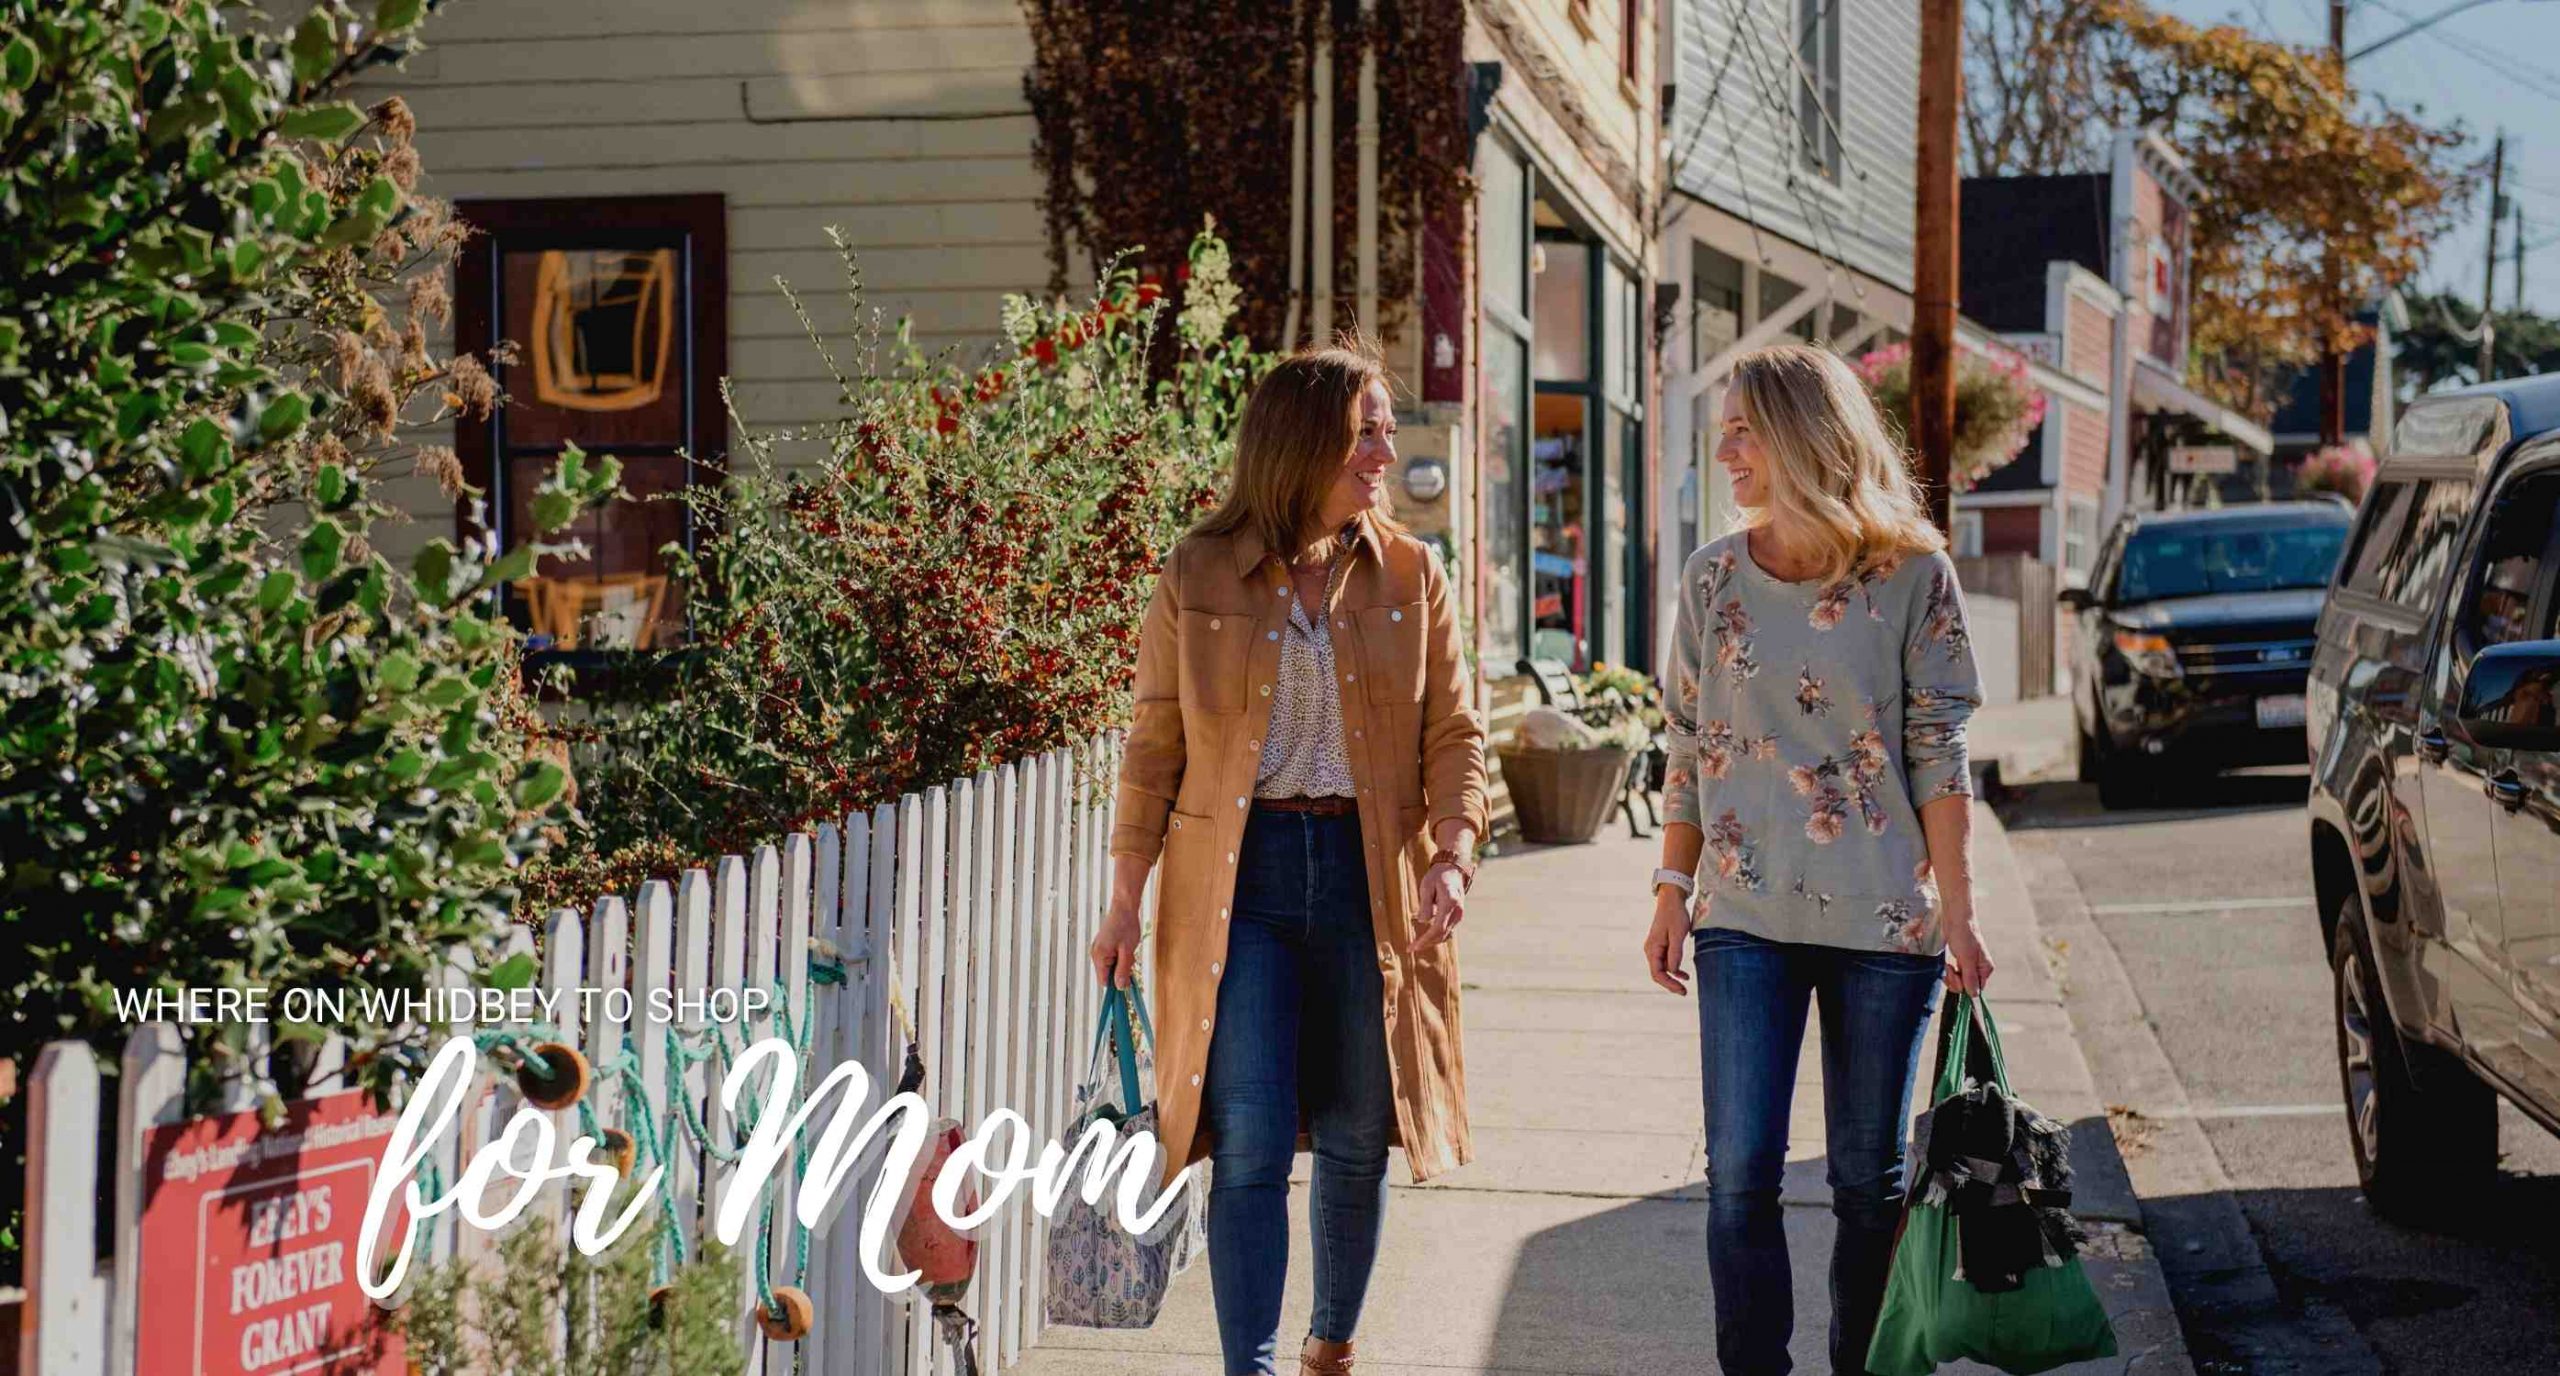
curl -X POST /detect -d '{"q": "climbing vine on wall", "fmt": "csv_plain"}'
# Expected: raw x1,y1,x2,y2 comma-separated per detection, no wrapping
1021,0,1469,351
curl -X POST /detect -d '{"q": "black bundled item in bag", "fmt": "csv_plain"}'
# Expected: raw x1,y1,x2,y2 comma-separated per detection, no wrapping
1867,993,2117,1375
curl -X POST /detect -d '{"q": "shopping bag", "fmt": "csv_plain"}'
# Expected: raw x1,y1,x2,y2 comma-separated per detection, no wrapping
1043,980,1209,1328
1866,993,2118,1376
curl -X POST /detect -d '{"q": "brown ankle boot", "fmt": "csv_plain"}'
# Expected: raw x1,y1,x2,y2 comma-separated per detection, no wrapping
1299,1335,1355,1375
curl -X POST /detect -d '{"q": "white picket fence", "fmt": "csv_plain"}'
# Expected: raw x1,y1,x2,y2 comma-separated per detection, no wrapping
13,733,1126,1376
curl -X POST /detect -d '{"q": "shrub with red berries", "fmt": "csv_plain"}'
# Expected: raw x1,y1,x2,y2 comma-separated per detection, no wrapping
531,224,1270,904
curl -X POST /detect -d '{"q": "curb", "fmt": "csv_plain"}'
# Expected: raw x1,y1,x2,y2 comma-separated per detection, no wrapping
1969,799,2200,1376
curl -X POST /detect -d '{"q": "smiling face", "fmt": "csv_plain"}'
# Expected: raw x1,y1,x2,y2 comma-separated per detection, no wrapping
1316,380,1398,531
1716,388,1773,509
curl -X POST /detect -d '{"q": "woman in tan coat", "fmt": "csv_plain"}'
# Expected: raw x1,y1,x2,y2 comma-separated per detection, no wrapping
1090,345,1489,1376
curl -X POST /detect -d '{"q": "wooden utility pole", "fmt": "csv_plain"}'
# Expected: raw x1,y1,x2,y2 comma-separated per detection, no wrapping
1912,0,1961,535
2318,0,2349,445
2482,131,2505,383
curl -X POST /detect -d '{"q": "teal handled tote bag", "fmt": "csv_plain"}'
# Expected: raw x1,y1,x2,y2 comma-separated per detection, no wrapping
1867,993,2118,1375
1044,979,1210,1328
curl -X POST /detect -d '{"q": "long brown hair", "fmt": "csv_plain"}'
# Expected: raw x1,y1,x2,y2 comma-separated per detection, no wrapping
1191,342,1407,559
1729,343,1945,587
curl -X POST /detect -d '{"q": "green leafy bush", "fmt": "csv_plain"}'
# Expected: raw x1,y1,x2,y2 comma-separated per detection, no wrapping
0,0,617,1105
395,1213,744,1376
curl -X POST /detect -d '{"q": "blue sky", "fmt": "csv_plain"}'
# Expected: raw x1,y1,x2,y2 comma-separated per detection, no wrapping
2157,0,2560,317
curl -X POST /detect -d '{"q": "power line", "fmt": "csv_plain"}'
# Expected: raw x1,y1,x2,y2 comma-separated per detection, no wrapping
2366,0,2560,104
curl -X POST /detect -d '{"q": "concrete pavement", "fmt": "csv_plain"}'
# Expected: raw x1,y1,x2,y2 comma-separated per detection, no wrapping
1012,793,2189,1374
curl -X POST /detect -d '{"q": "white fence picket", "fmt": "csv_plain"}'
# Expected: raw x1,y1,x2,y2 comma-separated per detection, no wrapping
768,832,814,1371
869,798,905,1376
894,790,931,1376
983,762,1016,1366
105,1024,181,1376
22,1043,104,1376
634,877,677,1283
711,853,755,1346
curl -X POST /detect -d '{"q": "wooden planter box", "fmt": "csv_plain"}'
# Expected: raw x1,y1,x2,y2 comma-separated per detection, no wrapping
1496,744,1636,844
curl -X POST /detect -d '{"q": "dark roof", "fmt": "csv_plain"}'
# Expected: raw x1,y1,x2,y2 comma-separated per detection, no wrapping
2269,325,2377,439
1959,173,2110,333
2126,500,2354,531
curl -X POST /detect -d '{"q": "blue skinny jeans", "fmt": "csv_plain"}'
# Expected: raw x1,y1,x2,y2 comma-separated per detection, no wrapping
1201,806,1395,1376
1693,926,1943,1376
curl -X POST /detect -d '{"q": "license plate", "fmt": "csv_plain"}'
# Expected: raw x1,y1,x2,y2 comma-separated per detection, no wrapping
2256,694,2306,729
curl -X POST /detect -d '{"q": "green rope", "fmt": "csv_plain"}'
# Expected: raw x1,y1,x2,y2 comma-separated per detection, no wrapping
432,957,841,1305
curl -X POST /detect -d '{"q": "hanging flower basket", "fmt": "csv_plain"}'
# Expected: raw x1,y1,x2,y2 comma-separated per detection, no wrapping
1854,342,2048,492
2294,444,2374,503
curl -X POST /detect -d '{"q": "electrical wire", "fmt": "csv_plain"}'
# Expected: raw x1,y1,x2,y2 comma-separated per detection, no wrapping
2367,0,2560,104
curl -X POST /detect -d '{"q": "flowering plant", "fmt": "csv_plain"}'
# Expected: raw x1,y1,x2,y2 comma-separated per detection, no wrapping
531,222,1272,902
1854,342,2049,491
2293,444,2374,503
1565,662,1663,754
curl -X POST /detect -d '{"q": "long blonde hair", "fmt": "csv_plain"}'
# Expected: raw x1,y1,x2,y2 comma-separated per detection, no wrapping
1191,342,1407,559
1729,343,1945,586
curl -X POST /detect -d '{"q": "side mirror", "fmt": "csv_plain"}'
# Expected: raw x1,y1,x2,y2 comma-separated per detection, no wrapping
2058,586,2093,611
2456,639,2560,752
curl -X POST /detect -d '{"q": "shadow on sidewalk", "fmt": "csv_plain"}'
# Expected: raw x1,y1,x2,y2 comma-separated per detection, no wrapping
1479,1136,2182,1376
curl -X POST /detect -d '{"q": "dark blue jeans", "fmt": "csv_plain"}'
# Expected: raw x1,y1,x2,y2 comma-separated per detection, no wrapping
1202,806,1395,1376
1694,927,1943,1376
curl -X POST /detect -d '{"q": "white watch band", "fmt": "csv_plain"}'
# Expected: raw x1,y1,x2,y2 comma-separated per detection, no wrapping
1652,867,1696,898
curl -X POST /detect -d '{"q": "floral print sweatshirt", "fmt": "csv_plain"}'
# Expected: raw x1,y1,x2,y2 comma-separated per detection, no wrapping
1662,533,1983,956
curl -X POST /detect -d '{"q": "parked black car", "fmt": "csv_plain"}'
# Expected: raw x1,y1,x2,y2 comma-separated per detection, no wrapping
2063,501,2354,807
2306,376,2560,1224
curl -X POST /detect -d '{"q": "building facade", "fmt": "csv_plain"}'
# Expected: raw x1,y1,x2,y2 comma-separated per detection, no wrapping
373,1,1658,701
1652,0,1919,674
1956,130,2271,587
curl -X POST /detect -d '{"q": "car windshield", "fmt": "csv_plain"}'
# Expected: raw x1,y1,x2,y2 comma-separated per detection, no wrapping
2115,521,2349,603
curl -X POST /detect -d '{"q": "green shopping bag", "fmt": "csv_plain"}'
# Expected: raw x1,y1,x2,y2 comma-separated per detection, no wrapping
1865,993,2118,1376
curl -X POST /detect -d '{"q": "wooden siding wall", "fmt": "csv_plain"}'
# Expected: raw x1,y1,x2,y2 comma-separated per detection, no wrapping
1667,0,1916,293
359,0,1058,567
2062,399,2109,496
1505,0,1654,179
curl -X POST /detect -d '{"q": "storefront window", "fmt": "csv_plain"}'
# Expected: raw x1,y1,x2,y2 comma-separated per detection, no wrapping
1481,144,1528,322
1481,328,1528,671
1533,392,1588,663
1600,412,1626,667
1605,259,1637,404
1533,241,1590,383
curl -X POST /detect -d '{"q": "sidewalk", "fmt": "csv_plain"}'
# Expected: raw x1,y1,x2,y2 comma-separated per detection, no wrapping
1014,801,2187,1375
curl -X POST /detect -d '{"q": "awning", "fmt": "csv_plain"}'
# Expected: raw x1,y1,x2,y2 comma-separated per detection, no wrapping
2130,358,2273,455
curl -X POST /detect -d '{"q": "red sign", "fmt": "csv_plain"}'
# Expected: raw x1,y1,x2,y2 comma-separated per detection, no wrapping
138,1090,410,1376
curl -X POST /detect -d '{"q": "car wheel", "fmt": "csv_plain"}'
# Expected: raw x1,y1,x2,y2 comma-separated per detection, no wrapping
2332,906,2496,1226
2076,718,2100,784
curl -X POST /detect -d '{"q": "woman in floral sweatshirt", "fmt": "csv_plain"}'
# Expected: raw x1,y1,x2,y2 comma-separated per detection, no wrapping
1641,344,1992,1376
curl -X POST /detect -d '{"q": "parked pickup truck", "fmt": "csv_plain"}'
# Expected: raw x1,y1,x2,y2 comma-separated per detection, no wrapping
2306,376,2560,1224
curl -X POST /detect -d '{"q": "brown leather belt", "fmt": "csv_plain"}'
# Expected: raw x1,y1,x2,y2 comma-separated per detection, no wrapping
1252,795,1358,816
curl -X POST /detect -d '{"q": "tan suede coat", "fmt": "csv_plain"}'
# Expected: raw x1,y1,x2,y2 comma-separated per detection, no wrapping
1110,519,1490,1187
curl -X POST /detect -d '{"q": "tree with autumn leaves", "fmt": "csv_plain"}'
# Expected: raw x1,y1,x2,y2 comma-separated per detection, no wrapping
1966,0,2469,419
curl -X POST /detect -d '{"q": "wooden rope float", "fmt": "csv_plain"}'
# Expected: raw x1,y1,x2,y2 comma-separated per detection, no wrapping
756,1285,815,1341
515,1041,590,1110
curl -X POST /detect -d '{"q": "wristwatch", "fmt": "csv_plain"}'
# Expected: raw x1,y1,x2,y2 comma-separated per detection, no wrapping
1429,847,1478,891
1652,867,1697,900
